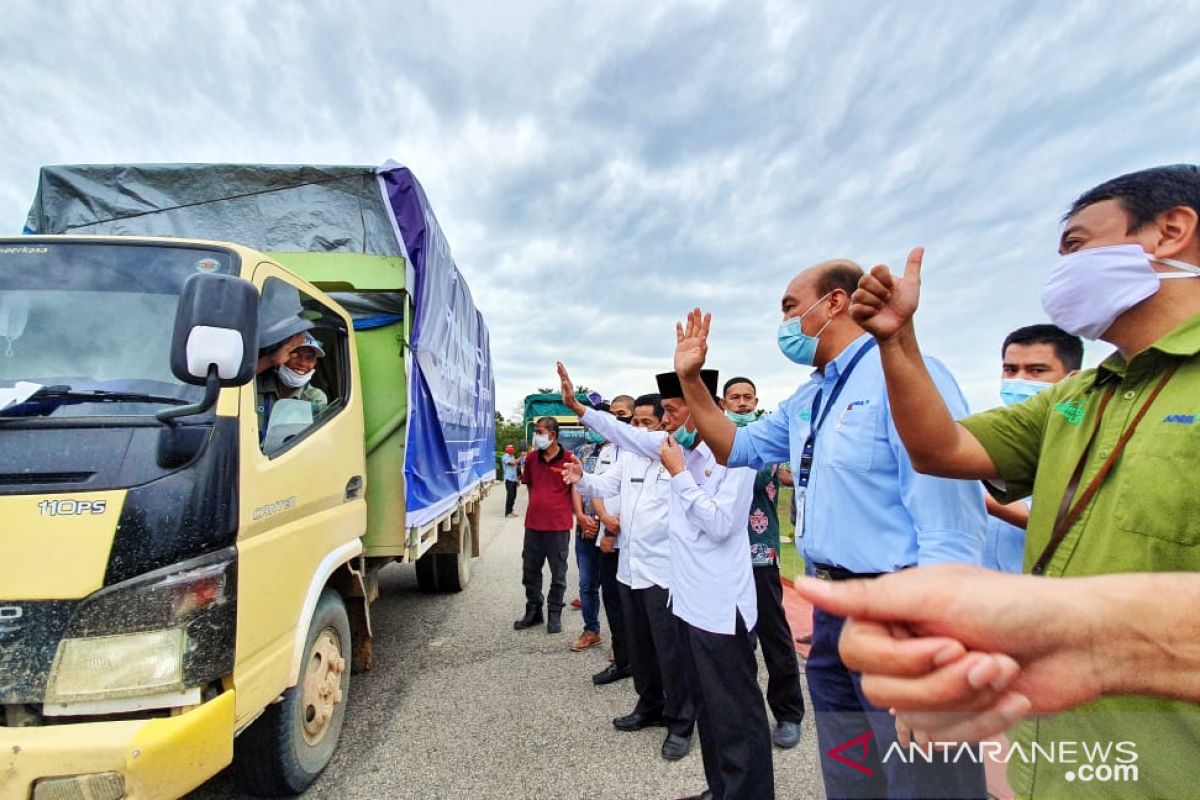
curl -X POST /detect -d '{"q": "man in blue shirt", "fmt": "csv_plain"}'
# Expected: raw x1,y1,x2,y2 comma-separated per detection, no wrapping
673,259,987,800
502,444,520,517
985,324,1082,572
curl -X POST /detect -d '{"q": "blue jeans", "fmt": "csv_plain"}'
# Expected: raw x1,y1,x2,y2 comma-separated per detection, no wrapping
807,606,986,800
574,530,600,633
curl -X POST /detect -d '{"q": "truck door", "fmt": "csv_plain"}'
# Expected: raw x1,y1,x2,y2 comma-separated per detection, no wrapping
232,267,367,722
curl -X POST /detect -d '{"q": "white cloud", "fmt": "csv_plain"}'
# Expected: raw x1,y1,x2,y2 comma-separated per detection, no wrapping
1,0,1198,422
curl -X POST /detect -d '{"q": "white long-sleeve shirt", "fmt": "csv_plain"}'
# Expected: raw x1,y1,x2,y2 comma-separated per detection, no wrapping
576,448,673,590
582,408,758,635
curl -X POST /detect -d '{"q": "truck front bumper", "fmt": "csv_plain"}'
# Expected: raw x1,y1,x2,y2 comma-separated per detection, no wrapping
0,690,235,800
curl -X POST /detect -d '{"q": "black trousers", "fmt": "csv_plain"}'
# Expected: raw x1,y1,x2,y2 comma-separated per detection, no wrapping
619,582,695,737
680,615,774,800
521,529,569,613
598,548,628,669
504,480,518,514
753,564,806,724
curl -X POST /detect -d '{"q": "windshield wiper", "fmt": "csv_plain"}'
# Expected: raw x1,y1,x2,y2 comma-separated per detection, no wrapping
0,386,190,418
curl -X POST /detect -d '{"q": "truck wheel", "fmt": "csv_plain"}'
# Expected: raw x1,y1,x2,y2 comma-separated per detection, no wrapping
234,589,351,796
414,550,439,593
435,515,472,592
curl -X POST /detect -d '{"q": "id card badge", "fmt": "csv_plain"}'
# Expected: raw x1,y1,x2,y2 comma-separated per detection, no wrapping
795,487,806,539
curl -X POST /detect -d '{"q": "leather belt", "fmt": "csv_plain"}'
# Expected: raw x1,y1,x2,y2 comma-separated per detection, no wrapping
811,563,887,581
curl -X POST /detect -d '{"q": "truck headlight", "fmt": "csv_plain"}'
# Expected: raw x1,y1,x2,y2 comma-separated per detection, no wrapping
44,548,237,711
46,628,186,703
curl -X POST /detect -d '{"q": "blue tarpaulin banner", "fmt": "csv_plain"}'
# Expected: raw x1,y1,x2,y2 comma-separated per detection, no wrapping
377,164,496,528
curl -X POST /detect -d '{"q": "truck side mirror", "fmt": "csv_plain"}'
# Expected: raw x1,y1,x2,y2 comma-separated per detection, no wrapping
169,273,259,388
158,273,259,425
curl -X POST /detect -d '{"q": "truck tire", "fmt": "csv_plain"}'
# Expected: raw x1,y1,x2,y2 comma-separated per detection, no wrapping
233,589,351,796
435,515,472,592
414,550,439,593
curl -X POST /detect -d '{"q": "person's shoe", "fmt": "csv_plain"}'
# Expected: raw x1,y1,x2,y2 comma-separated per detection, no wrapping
661,732,692,760
773,720,802,749
570,598,582,609
504,512,517,518
592,663,632,685
546,611,562,634
674,791,713,800
571,631,602,652
512,605,543,630
612,709,664,731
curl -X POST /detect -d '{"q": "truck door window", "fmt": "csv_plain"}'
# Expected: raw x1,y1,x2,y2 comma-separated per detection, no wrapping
256,278,348,455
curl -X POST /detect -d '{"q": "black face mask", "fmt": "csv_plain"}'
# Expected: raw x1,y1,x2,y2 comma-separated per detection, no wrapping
616,415,632,424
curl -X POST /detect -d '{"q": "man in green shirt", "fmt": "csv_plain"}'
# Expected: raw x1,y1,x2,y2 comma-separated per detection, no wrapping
836,163,1200,799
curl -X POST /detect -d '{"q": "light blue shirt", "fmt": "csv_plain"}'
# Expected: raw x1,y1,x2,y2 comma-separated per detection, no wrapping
502,454,518,482
729,334,985,573
982,505,1028,574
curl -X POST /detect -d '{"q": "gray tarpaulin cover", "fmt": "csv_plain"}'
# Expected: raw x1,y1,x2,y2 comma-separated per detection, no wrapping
24,164,402,255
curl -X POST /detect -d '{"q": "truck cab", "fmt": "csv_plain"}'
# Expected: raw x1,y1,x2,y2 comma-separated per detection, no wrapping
1,163,494,799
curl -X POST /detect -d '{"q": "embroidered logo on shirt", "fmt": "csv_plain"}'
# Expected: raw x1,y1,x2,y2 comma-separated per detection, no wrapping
1054,400,1086,425
749,509,770,534
1163,413,1198,425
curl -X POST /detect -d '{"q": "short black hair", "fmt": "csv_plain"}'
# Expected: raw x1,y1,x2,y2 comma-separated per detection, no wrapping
816,261,865,298
611,394,636,407
1002,324,1083,372
535,416,559,434
722,376,756,396
633,393,664,421
1068,164,1200,234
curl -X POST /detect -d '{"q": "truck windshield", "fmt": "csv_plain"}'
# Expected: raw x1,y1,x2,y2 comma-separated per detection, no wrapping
0,242,237,419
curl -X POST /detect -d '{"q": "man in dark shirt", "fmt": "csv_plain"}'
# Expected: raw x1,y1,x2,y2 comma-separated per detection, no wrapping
514,416,578,634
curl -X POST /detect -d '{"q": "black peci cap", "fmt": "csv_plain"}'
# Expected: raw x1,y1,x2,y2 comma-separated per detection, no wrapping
656,369,718,400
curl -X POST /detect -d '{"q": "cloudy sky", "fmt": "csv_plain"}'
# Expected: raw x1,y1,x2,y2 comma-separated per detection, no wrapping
3,0,1199,418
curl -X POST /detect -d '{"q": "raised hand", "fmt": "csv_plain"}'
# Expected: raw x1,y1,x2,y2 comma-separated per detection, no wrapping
850,247,924,341
674,308,711,379
561,459,583,485
556,361,586,415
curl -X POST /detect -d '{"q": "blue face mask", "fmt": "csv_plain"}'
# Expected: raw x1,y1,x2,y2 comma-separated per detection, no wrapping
672,413,698,449
585,429,605,444
726,410,757,427
778,292,834,366
1000,378,1053,407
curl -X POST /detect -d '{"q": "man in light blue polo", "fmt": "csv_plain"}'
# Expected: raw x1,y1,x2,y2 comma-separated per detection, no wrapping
673,259,987,800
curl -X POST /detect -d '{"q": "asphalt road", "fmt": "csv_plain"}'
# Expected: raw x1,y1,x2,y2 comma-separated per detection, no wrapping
191,488,826,799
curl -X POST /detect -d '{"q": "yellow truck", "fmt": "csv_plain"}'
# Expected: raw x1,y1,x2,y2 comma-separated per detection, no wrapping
0,164,495,799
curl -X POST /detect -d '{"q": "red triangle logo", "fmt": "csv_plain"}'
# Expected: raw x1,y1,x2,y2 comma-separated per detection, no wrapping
828,731,875,777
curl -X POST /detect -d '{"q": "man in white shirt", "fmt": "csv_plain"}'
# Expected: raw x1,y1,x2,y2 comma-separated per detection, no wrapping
569,392,696,761
562,365,773,800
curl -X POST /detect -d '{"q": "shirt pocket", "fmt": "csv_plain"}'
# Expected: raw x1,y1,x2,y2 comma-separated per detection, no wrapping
825,404,879,474
1114,427,1200,545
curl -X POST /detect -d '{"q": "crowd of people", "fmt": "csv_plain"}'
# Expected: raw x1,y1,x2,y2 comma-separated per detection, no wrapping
507,164,1200,800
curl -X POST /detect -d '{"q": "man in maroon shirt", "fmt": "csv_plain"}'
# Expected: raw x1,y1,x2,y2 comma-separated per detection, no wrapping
514,416,579,634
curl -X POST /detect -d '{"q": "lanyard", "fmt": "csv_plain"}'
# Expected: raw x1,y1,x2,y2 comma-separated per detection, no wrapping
795,338,878,489
1031,365,1179,575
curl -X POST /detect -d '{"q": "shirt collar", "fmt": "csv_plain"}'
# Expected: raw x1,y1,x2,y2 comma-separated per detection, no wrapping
1093,314,1200,385
813,333,874,383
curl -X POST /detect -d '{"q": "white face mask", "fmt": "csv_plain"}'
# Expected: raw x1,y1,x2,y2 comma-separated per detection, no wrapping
1041,244,1200,340
532,433,552,450
277,364,314,388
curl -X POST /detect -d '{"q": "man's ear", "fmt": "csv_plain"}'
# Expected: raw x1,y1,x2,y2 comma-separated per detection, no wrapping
1152,205,1200,261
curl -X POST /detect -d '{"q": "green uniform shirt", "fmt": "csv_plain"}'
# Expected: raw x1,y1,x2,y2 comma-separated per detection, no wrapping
961,315,1200,799
747,465,782,567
